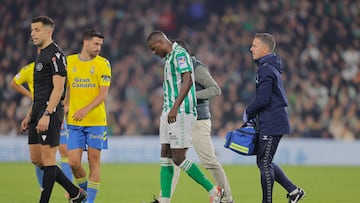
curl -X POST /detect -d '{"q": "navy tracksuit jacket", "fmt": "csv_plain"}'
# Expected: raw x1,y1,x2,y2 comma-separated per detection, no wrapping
246,53,291,136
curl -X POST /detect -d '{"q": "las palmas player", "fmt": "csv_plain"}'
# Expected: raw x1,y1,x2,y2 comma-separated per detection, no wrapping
65,28,111,203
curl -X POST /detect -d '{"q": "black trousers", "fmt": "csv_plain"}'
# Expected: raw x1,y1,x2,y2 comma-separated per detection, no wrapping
256,135,297,203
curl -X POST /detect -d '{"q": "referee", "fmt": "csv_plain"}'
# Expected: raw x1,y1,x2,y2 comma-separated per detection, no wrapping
21,16,86,203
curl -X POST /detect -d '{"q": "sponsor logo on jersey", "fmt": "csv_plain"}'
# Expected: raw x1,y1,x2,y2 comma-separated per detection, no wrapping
177,56,186,65
72,77,96,88
55,52,61,59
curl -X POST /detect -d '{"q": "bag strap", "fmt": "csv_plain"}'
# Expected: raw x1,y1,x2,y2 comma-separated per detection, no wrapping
241,120,252,128
239,120,258,136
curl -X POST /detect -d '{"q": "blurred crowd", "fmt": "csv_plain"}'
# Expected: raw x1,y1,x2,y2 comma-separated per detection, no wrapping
0,0,359,139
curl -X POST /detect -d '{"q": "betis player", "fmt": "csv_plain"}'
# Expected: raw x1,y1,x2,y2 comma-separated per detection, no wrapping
146,30,223,203
65,29,111,203
10,61,73,188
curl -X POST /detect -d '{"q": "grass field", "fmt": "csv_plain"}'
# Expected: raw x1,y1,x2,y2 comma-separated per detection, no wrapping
0,163,358,203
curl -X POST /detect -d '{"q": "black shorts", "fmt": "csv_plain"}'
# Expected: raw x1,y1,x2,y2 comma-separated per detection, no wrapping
28,105,64,147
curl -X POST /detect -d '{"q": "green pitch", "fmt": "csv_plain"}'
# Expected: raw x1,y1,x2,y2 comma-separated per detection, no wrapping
0,163,358,203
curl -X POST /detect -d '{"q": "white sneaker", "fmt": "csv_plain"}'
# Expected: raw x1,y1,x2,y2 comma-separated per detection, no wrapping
209,186,224,203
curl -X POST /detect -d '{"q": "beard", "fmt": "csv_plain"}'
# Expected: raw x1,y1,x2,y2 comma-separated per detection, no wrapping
89,50,99,58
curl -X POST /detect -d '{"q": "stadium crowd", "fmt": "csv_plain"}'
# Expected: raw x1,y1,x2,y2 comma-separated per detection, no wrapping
0,0,359,139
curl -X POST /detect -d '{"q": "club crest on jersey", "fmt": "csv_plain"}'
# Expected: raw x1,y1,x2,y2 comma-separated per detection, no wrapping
36,63,43,71
90,66,95,74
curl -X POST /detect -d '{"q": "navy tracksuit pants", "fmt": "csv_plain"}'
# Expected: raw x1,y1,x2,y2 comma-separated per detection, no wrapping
256,135,297,203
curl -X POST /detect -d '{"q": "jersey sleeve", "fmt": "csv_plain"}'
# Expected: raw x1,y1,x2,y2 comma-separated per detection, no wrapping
175,51,192,73
100,58,111,87
13,62,34,85
51,51,67,77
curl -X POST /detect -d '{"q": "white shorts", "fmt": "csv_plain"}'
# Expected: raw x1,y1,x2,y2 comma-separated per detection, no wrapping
159,112,196,149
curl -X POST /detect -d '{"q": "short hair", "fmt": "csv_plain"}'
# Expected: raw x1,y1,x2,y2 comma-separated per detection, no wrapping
255,33,276,52
174,39,193,56
83,29,104,40
146,30,165,44
31,16,55,29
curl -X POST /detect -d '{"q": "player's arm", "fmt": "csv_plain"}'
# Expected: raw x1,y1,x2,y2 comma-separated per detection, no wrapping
47,75,66,113
194,64,221,99
45,52,67,114
64,84,70,114
10,79,32,99
21,105,32,133
36,75,66,133
72,85,109,121
168,71,193,123
10,63,34,99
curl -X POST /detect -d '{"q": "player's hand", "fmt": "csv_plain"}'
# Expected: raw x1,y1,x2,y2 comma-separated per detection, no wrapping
36,115,50,133
21,115,30,133
72,108,88,121
244,119,255,127
167,108,177,124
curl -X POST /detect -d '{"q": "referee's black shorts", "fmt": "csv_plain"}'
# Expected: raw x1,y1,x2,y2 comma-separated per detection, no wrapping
28,105,64,147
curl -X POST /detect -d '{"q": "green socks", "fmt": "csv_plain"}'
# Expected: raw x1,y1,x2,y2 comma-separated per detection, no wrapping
160,158,174,198
179,158,214,191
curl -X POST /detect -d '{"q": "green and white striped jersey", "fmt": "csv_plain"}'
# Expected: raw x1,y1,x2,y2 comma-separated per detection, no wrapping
162,42,197,116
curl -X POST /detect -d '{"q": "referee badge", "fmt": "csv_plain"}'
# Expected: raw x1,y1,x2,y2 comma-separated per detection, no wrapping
36,63,43,71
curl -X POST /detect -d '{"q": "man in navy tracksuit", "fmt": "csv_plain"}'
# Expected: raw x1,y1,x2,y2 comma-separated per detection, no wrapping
244,33,305,203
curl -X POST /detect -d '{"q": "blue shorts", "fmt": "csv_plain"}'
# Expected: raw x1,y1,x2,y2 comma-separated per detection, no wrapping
60,119,68,145
67,125,108,150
